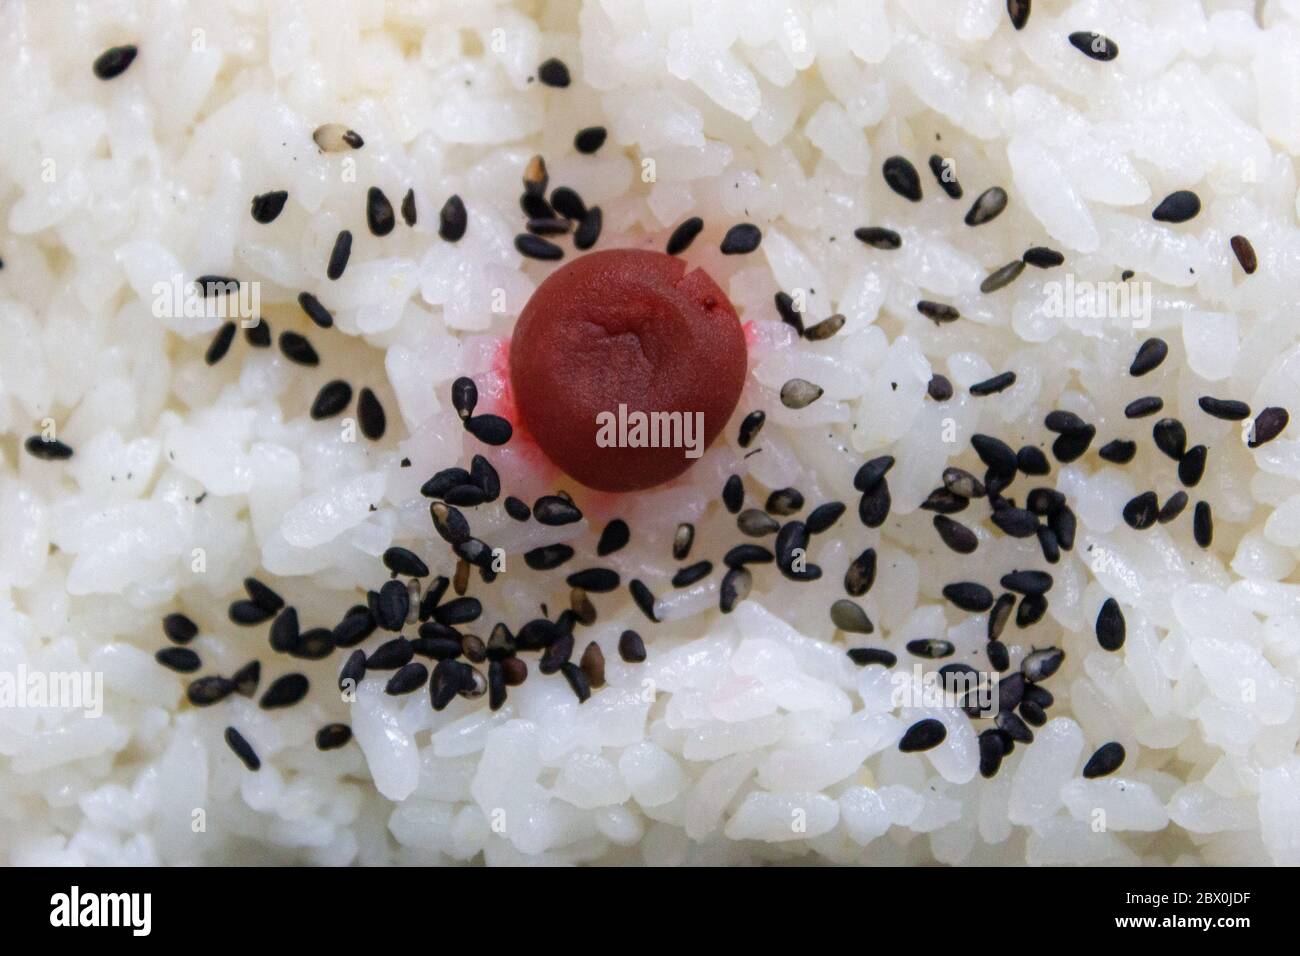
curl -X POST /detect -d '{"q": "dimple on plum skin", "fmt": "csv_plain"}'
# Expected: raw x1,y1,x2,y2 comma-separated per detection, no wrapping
509,249,748,492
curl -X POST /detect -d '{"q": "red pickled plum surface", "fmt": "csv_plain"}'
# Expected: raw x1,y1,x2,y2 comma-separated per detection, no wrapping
510,249,747,492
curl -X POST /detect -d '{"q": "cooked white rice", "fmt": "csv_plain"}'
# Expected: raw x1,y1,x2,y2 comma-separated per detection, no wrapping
3,0,1300,866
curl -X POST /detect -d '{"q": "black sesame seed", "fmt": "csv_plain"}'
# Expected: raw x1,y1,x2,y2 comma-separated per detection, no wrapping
928,154,963,199
942,467,985,499
574,207,602,250
853,226,901,250
515,233,563,260
374,579,410,632
1176,444,1207,487
469,454,500,501
844,548,877,597
1022,245,1063,268
229,600,273,626
1250,407,1288,447
830,599,873,634
1098,439,1137,464
596,519,630,557
766,488,804,516
1049,504,1076,551
847,648,896,668
1037,525,1061,564
333,610,377,648
964,186,1008,227
260,673,309,709
1193,500,1213,548
224,727,260,771
401,189,416,226
278,331,319,366
1017,445,1050,476
943,582,994,612
917,300,960,324
671,561,713,588
1152,189,1201,223
533,495,581,525
899,718,946,753
242,578,283,615
1129,337,1168,376
574,126,607,153
1006,0,1031,29
720,223,762,255
310,380,353,419
933,515,978,554
882,156,922,202
422,467,470,500
560,661,591,703
970,371,1016,396
724,544,774,569
928,374,954,401
366,186,395,236
524,214,566,233
774,291,804,335
997,710,1034,743
439,195,467,242
204,321,237,366
1001,570,1053,597
972,434,1018,478
1230,235,1257,275
367,638,415,672
186,675,236,707
429,659,467,710
163,612,199,644
1152,418,1187,460
980,259,1025,293
611,630,644,665
521,192,553,219
737,410,766,449
566,567,620,593
252,610,307,658
197,275,240,298
245,320,271,348
854,455,895,492
504,496,531,521
1083,742,1126,778
383,547,429,578
906,639,953,659
666,216,704,255
357,387,386,440
94,44,139,79
719,567,752,614
1068,30,1119,61
722,475,744,513
538,57,571,87
1158,491,1188,523
985,593,1014,643
804,313,845,341
327,230,352,280
1019,699,1047,727
316,723,352,751
992,507,1040,538
1052,425,1095,463
251,190,288,224
436,597,482,627
1122,491,1159,530
1121,269,1135,281
775,521,811,579
858,479,891,528
386,662,429,695
1021,646,1064,682
550,186,587,221
155,647,201,673
1044,410,1087,433
291,627,334,661
806,501,846,534
1198,396,1251,421
629,579,658,622
230,660,260,699
672,523,695,560
1124,396,1163,419
465,414,513,446
978,729,1004,778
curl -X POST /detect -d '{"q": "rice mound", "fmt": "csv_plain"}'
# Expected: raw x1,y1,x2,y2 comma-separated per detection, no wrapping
3,0,1300,866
